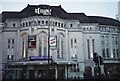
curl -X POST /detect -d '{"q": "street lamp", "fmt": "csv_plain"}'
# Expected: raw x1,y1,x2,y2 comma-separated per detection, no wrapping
47,5,51,79
47,5,50,66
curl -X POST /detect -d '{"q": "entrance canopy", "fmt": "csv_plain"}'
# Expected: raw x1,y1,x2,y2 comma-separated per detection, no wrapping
10,60,48,65
2,68,22,71
7,60,78,66
55,60,77,65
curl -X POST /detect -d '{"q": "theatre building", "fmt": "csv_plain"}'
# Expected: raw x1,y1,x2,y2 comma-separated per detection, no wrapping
0,4,120,79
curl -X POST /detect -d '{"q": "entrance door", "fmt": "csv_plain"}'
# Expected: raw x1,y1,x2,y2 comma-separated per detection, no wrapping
84,66,92,79
29,70,34,79
38,70,47,79
58,69,64,79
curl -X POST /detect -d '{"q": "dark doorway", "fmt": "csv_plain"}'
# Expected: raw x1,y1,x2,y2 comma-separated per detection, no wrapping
58,69,64,79
29,70,34,79
38,70,47,79
49,69,55,79
21,66,27,79
84,66,92,79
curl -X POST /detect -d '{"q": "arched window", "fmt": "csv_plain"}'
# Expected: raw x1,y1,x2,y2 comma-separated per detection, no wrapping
13,23,15,27
57,34,64,58
39,32,48,56
21,33,28,59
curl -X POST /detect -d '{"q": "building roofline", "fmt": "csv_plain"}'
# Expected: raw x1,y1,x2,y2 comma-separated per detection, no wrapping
1,4,120,27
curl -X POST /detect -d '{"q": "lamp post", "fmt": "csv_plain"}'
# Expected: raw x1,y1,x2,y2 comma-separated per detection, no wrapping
48,5,50,66
47,5,51,79
36,5,52,79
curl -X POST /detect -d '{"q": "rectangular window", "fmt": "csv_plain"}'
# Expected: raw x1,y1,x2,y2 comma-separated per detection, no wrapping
87,39,89,58
13,23,15,27
12,39,14,44
112,36,114,45
42,21,44,25
71,39,73,48
74,39,77,48
39,47,42,56
92,39,94,53
116,49,118,58
38,21,40,25
113,49,115,58
12,39,14,48
29,21,31,26
106,36,109,47
106,49,109,58
70,24,73,28
101,36,104,47
11,55,14,61
12,45,14,48
8,39,10,49
58,23,60,27
102,49,105,58
61,41,64,58
8,39,10,43
25,22,28,27
22,41,25,58
115,37,118,45
46,21,48,25
61,23,63,27
23,23,25,27
57,40,60,58
7,55,10,60
53,22,55,26
8,44,10,49
55,22,57,26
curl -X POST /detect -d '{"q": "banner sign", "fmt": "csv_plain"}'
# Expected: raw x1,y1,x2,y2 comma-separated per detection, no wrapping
35,8,51,15
29,56,52,60
50,36,57,47
28,35,36,48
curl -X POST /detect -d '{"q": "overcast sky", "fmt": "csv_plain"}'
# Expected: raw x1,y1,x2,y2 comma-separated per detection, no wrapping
0,0,120,19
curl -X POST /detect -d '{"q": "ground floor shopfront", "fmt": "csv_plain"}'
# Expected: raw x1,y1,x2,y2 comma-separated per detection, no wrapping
2,60,83,79
104,63,120,79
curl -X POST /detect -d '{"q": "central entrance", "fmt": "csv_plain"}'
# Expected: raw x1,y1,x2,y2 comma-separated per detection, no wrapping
57,65,65,79
58,69,64,79
29,70,35,79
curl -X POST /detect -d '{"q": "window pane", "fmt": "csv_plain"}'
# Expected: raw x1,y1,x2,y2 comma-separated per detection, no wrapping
74,39,77,48
44,47,47,56
8,44,10,49
106,49,109,58
102,49,105,58
61,41,63,58
12,39,14,44
8,39,10,43
87,39,90,59
113,49,115,58
71,39,73,48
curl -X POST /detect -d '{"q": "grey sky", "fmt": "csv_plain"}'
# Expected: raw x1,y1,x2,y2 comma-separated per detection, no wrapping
0,0,120,19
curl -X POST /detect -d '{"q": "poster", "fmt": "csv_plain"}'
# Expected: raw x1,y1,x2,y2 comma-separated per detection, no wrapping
28,35,36,48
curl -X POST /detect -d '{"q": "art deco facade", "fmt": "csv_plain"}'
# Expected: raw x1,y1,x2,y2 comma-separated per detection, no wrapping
0,4,120,79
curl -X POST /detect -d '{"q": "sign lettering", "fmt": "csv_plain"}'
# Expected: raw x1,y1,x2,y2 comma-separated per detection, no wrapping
35,8,51,15
29,56,52,60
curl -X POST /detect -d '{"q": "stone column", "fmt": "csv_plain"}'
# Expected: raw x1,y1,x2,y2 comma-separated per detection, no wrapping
64,65,68,79
55,66,58,79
